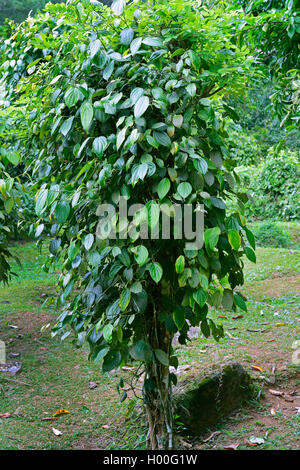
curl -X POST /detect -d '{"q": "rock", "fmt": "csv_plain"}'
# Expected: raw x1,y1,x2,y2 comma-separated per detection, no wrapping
174,361,252,435
89,381,98,389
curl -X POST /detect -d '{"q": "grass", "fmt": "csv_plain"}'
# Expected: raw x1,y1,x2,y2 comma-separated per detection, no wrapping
0,237,299,450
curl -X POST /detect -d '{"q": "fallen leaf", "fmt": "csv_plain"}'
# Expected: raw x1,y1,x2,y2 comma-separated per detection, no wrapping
122,366,135,371
41,417,57,421
244,438,258,447
53,409,70,417
273,322,285,327
251,365,264,372
269,389,284,396
0,412,11,418
218,315,227,319
52,428,62,436
249,436,265,445
223,443,240,450
225,331,238,340
102,424,110,429
232,315,243,320
201,431,222,443
270,408,277,416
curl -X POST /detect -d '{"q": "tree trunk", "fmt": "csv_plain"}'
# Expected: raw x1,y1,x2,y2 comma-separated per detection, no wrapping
143,304,173,450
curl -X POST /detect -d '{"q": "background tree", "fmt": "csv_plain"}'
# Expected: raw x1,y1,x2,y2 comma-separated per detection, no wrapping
0,0,66,24
230,0,299,133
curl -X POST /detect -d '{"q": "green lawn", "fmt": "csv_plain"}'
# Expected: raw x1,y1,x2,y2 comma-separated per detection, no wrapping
0,239,299,450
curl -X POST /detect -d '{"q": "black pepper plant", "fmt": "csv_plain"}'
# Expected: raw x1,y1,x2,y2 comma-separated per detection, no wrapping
1,0,257,449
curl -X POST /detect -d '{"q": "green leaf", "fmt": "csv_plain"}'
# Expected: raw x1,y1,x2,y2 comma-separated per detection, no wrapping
134,245,149,266
245,227,256,250
93,136,107,157
60,117,74,136
211,197,226,210
177,182,192,199
88,251,101,267
201,319,210,338
80,102,94,132
130,281,142,293
94,347,109,363
175,255,185,274
193,157,208,175
199,273,209,290
130,87,144,104
130,37,142,55
244,246,256,263
146,200,160,229
55,201,70,224
120,28,134,45
153,131,171,147
204,227,221,251
111,0,126,16
120,288,131,311
186,83,196,97
193,288,208,307
233,293,247,312
172,114,183,128
189,50,201,70
148,262,163,283
83,234,94,251
155,349,169,366
157,178,171,200
90,38,101,58
4,197,13,213
35,188,48,216
103,61,114,80
5,150,20,166
228,229,241,250
65,87,81,107
102,350,122,372
134,96,149,118
103,324,113,342
173,307,185,330
143,37,163,47
116,128,127,150
130,340,152,362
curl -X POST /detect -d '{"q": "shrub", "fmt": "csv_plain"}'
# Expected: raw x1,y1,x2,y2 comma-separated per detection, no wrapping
248,148,300,221
227,122,262,166
251,222,293,248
